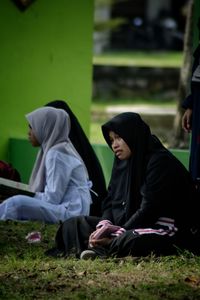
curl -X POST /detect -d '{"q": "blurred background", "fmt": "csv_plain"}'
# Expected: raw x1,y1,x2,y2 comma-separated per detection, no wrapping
93,0,186,53
90,0,192,148
1,0,197,184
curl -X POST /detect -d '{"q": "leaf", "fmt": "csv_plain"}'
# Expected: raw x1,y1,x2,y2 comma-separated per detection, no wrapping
185,276,200,286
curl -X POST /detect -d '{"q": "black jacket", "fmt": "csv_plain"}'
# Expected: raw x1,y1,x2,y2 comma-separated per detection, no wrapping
101,113,196,232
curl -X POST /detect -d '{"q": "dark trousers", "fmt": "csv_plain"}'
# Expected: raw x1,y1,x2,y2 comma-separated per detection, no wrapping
46,215,100,258
92,231,177,258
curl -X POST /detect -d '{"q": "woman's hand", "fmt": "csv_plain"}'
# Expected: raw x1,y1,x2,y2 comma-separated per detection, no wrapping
88,228,102,247
89,229,113,247
89,236,112,247
88,225,126,247
182,108,192,133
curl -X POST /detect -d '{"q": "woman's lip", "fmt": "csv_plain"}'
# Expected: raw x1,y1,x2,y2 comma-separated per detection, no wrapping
115,150,122,157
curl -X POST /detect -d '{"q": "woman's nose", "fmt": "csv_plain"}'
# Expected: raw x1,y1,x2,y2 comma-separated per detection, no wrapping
112,140,118,149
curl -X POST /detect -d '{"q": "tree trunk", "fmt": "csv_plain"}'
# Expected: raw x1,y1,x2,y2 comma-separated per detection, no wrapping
170,0,194,148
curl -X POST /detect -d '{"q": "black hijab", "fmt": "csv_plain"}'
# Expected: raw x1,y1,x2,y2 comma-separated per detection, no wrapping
45,100,107,216
101,112,166,225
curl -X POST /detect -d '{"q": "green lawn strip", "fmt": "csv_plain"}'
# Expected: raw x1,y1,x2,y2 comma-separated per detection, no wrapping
1,221,200,299
93,51,183,68
91,97,177,111
90,98,177,144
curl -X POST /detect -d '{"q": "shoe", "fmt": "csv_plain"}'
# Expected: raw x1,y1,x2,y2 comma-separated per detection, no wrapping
80,250,97,260
25,231,41,243
45,247,64,258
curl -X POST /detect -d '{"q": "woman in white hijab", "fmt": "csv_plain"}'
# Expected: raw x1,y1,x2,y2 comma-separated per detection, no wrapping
0,107,92,223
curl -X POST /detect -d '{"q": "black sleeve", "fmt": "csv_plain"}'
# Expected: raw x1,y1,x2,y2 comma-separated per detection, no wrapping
100,183,114,223
123,154,177,230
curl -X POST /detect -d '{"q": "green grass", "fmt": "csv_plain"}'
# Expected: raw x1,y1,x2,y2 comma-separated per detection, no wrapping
90,97,177,144
92,96,176,107
91,50,182,144
93,51,183,68
1,221,200,299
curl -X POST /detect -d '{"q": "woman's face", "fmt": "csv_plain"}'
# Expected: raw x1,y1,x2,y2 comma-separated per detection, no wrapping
109,131,132,160
28,125,40,147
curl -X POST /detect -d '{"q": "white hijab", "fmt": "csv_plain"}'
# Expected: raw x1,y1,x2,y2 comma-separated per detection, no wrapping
26,107,88,192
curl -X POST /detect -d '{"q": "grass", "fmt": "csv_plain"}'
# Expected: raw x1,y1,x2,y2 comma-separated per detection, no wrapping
93,51,183,68
89,96,177,144
0,52,190,299
91,96,177,109
91,50,182,144
1,221,200,299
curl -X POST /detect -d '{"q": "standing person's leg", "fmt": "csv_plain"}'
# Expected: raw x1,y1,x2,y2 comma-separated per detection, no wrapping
190,86,200,187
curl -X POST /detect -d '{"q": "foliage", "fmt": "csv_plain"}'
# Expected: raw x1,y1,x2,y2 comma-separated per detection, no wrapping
95,0,127,5
1,221,200,299
94,0,128,32
94,18,127,32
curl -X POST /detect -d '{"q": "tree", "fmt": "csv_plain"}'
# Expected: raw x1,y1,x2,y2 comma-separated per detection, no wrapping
170,0,194,148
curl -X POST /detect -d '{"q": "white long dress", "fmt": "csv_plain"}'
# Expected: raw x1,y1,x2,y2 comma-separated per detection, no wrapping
0,149,92,223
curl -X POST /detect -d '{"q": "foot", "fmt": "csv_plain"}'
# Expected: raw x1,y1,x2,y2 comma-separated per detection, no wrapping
80,250,97,260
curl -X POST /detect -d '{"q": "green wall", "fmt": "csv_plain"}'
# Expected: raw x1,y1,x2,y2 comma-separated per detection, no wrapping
0,0,94,161
9,138,189,186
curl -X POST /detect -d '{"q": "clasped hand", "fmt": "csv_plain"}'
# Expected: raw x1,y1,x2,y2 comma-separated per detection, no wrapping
88,224,126,248
89,229,113,247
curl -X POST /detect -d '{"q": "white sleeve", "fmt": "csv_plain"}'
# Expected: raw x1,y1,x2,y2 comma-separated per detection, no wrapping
36,150,74,204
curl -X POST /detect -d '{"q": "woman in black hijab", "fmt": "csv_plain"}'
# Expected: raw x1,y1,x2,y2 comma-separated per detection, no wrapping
46,112,198,259
45,100,107,217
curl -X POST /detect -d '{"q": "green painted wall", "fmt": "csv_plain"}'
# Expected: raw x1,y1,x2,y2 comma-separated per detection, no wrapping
9,138,189,186
0,0,94,160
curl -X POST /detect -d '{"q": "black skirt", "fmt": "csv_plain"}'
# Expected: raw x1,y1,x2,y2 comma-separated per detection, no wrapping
45,215,100,258
46,216,178,259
